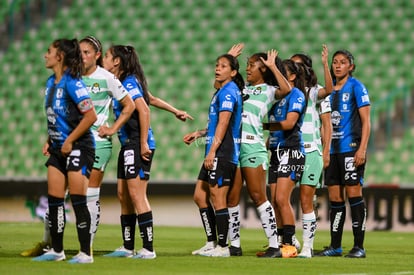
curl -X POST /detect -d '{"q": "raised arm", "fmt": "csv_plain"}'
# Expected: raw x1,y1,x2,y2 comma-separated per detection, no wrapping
318,44,334,99
260,49,292,99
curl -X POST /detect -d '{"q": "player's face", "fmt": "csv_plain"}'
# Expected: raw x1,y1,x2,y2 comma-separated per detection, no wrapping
103,50,115,73
215,57,235,86
246,57,264,85
332,54,354,79
80,41,100,75
44,44,60,70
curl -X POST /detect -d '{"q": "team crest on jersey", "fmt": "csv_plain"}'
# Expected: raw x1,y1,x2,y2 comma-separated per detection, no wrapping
331,110,341,125
90,83,100,93
342,93,350,102
56,88,63,98
279,98,286,106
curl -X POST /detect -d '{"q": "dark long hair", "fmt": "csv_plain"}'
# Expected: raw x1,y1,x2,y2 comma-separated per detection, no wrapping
80,35,103,67
248,53,286,86
53,38,83,79
291,53,317,87
283,59,306,94
109,45,149,103
216,54,245,91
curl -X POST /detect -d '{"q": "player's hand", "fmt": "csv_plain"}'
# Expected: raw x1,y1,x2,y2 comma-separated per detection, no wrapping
354,148,366,167
61,140,73,157
183,131,198,145
141,143,152,161
42,142,50,157
203,152,215,170
175,110,194,122
227,43,244,58
322,44,329,65
260,49,278,68
98,125,115,137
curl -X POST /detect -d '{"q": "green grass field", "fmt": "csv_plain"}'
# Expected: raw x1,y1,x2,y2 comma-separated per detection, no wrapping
0,222,413,275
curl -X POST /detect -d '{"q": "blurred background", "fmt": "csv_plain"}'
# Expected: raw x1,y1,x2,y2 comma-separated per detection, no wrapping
0,0,413,230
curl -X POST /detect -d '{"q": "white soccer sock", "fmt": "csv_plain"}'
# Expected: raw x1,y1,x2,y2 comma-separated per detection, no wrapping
302,211,317,249
257,201,278,248
228,205,241,247
43,208,51,244
87,187,101,245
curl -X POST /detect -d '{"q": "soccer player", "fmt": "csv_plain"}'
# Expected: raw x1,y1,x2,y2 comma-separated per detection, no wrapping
226,49,293,258
290,45,333,258
184,53,243,257
316,49,370,258
261,59,307,258
32,38,97,263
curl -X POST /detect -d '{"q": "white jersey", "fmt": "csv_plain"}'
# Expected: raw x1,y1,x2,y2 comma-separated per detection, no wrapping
82,66,129,149
301,85,331,154
241,83,277,147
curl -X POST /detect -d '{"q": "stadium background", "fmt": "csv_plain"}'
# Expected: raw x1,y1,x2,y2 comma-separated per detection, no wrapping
0,0,413,231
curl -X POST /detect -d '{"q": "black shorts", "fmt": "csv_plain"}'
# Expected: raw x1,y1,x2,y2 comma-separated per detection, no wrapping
45,146,94,178
117,143,154,180
197,158,237,187
324,151,366,186
268,147,305,184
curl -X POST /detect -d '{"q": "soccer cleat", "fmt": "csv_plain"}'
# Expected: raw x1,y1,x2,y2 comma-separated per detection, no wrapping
68,252,93,264
229,245,242,256
21,241,50,257
132,248,157,259
200,245,230,257
191,241,216,255
32,248,65,262
256,247,282,258
103,246,134,258
315,246,343,257
298,247,313,258
281,244,298,258
292,235,301,251
345,247,366,258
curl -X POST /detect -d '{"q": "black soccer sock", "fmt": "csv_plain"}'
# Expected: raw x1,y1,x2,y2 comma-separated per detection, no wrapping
48,195,65,253
349,196,366,249
71,194,91,256
138,211,154,252
283,225,296,245
199,205,217,243
215,208,229,248
121,214,136,251
277,228,284,243
329,201,346,249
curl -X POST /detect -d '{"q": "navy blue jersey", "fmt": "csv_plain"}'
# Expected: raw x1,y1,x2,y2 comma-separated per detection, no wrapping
44,71,95,150
268,87,306,150
205,81,242,164
330,76,370,153
113,75,155,149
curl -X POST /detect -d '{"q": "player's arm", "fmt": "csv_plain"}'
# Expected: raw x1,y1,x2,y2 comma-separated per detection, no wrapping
260,49,292,99
135,97,152,161
183,128,207,145
318,44,334,99
263,112,300,131
320,111,332,168
61,99,97,156
204,111,232,170
148,91,193,121
98,94,135,137
354,105,371,167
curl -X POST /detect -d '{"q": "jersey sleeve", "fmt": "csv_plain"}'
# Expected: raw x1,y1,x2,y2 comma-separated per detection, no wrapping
354,80,370,108
108,74,129,101
67,78,94,113
319,95,332,114
218,87,237,112
288,89,306,114
123,77,143,101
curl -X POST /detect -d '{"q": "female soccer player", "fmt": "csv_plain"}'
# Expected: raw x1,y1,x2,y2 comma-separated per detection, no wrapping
261,59,307,258
184,53,243,257
226,48,292,258
316,49,370,258
290,45,333,258
32,38,97,263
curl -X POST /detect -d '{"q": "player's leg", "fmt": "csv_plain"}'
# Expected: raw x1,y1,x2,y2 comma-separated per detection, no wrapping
227,167,243,256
